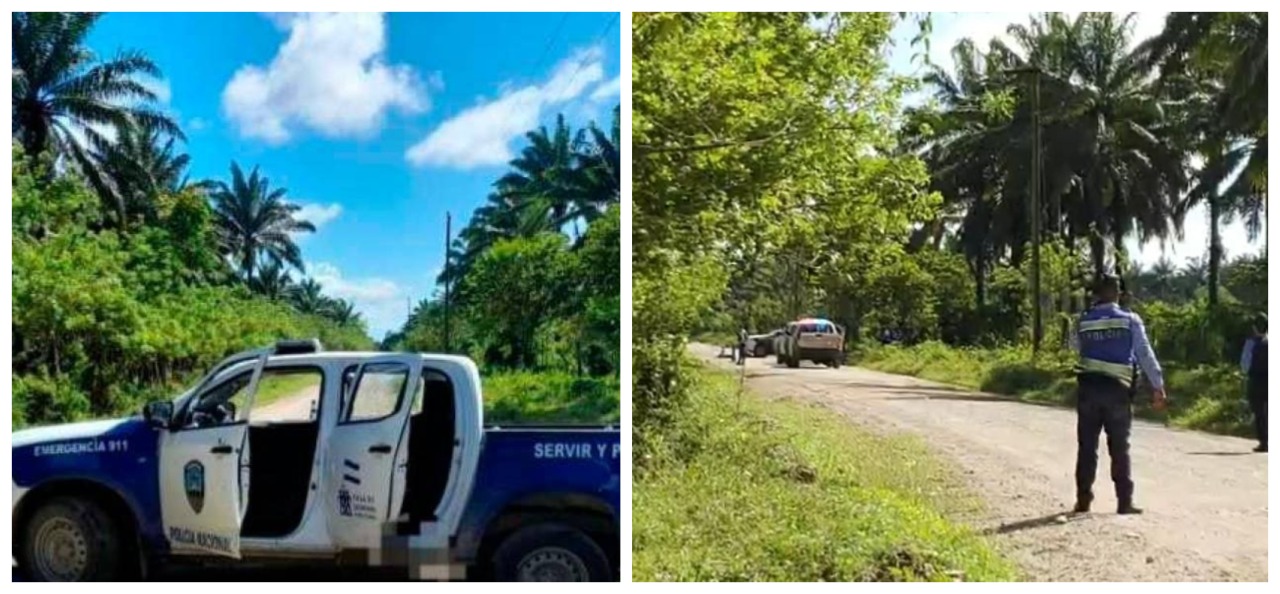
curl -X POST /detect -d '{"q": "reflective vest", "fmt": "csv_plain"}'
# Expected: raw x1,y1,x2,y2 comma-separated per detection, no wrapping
1074,304,1137,387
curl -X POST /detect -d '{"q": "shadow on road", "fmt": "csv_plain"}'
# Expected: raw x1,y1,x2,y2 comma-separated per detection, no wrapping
1185,451,1256,457
983,511,1088,536
874,392,1061,408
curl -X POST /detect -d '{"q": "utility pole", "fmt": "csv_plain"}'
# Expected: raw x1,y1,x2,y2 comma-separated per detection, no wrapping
1006,65,1044,354
443,212,452,353
1031,66,1043,355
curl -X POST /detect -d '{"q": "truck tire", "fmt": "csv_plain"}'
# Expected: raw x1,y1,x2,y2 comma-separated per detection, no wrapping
832,357,842,369
754,344,767,358
491,523,612,582
785,355,799,369
18,496,123,581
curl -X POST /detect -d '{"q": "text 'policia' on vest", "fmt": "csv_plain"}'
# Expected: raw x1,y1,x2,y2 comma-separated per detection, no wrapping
1075,308,1139,388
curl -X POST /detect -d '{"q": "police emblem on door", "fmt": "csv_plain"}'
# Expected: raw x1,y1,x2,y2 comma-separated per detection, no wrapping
338,487,353,517
184,460,205,514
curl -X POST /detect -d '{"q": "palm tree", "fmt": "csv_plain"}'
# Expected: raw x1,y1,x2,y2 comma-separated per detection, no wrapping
1146,12,1268,301
324,298,361,326
1144,13,1266,142
93,119,208,225
11,13,181,184
921,14,1189,282
1002,13,1188,275
290,278,328,316
904,38,1017,307
573,105,622,222
210,161,315,281
496,114,579,234
249,260,294,301
439,192,557,288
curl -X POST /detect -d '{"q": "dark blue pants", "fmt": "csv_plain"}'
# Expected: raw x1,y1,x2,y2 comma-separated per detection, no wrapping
1248,377,1267,447
1075,375,1134,501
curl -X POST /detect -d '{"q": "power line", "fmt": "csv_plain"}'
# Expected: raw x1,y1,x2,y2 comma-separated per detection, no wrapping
533,13,571,73
558,13,620,102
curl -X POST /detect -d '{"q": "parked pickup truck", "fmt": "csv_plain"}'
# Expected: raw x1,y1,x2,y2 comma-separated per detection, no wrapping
13,340,620,582
777,318,845,368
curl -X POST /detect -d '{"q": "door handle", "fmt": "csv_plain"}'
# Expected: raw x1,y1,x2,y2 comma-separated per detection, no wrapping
210,445,233,454
368,444,393,454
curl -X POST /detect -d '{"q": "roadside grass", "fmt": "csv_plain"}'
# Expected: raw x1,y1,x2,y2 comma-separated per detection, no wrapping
856,342,1254,437
483,371,619,425
633,365,1016,582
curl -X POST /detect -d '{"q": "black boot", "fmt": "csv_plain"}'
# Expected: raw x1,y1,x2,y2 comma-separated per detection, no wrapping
1254,444,1267,453
1072,492,1093,513
1117,498,1144,515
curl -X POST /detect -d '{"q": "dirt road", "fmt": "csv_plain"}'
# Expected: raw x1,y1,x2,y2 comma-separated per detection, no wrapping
693,344,1268,582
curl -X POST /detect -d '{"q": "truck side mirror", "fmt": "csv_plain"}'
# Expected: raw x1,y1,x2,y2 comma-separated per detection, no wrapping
143,400,175,430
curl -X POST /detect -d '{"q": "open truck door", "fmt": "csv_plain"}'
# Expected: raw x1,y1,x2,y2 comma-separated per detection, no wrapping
326,354,423,551
159,350,270,559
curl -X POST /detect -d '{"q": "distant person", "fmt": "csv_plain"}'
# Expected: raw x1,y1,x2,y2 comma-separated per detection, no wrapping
1071,274,1167,515
1241,314,1268,453
737,328,749,365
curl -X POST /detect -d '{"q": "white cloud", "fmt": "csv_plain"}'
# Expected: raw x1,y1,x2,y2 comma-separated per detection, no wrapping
588,75,620,102
188,117,208,132
405,46,606,169
307,261,406,338
223,12,427,144
294,202,342,230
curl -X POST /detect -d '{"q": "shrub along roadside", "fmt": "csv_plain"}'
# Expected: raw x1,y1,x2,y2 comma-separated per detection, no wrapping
855,342,1255,437
482,371,619,425
633,364,1016,582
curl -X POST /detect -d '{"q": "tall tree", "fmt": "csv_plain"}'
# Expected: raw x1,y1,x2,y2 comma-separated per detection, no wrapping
93,119,206,225
1146,12,1268,302
11,12,181,195
573,105,622,222
496,114,579,234
210,162,315,281
290,278,328,316
324,298,361,327
248,260,294,301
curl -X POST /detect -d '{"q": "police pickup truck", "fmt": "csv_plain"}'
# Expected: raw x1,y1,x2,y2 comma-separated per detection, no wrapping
12,340,620,582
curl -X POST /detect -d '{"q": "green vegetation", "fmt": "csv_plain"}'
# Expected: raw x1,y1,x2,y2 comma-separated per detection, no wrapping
633,11,1266,581
384,110,621,423
858,342,1254,436
12,13,619,429
483,372,619,426
634,366,1016,581
11,13,373,428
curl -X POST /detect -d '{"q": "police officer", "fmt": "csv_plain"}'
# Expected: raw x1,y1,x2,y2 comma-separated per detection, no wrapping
1241,314,1267,453
1072,273,1167,515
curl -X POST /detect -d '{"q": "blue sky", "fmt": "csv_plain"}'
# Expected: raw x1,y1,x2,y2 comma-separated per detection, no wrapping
884,12,1265,269
85,12,621,339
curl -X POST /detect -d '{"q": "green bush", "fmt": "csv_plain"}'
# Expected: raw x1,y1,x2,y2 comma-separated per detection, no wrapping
634,365,1016,582
13,374,92,426
483,371,619,425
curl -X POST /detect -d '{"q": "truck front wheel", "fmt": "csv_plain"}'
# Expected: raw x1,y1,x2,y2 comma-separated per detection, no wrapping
19,496,123,581
491,523,612,582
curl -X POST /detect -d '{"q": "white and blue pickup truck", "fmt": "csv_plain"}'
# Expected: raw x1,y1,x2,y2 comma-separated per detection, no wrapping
12,340,620,581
